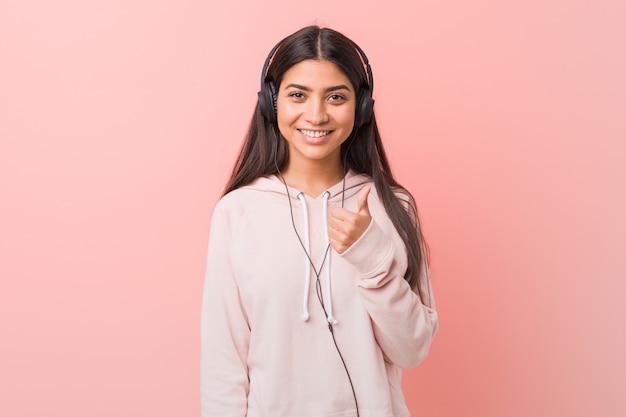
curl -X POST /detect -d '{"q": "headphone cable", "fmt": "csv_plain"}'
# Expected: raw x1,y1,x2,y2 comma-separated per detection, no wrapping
273,145,360,417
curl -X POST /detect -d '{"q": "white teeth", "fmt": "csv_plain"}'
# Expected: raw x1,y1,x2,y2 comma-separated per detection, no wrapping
300,130,330,138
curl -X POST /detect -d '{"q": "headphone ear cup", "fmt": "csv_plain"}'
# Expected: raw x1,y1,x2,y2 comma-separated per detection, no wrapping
258,81,277,122
355,88,374,129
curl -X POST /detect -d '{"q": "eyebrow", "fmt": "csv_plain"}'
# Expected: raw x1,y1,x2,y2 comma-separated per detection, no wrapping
285,83,352,93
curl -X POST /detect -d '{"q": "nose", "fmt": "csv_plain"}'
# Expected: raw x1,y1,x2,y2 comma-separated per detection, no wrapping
305,99,329,125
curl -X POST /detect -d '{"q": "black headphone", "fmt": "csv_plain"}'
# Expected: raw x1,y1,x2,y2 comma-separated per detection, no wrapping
258,35,375,130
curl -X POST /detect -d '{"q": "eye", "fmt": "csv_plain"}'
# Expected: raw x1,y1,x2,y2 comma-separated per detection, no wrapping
288,92,305,99
328,94,346,102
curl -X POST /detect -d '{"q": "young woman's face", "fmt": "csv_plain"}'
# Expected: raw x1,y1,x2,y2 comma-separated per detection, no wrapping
276,59,356,169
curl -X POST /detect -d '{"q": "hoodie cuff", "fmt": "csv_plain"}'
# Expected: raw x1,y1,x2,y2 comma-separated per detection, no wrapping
340,219,395,280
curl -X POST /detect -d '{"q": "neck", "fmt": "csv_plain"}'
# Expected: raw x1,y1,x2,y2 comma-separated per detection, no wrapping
280,159,344,198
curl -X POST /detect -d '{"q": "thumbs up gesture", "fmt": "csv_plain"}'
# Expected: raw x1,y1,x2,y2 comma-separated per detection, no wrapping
328,186,372,254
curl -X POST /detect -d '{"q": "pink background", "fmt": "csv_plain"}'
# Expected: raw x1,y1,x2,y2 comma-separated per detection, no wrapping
1,1,625,416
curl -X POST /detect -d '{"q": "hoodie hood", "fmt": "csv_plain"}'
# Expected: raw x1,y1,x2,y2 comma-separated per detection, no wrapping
240,170,372,324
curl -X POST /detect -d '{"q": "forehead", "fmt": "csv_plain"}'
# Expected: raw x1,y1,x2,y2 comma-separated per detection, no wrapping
281,59,353,90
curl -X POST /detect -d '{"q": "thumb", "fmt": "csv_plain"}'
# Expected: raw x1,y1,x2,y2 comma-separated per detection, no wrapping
357,186,371,215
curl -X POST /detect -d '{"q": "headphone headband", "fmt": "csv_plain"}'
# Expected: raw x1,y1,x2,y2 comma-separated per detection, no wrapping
259,37,287,88
349,41,374,96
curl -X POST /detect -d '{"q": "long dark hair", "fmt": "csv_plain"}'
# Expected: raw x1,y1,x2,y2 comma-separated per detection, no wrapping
223,26,430,303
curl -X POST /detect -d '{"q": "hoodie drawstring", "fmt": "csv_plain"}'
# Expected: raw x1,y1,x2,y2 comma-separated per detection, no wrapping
322,191,337,324
297,191,337,324
297,192,311,322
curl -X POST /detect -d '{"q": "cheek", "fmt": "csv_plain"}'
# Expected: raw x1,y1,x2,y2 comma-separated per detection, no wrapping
336,106,356,128
276,100,297,127
276,105,299,141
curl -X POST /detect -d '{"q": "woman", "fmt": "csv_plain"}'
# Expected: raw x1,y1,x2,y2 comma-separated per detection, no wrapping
201,26,438,417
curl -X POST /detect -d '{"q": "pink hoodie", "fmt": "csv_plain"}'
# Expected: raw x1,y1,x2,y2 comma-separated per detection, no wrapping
201,171,438,417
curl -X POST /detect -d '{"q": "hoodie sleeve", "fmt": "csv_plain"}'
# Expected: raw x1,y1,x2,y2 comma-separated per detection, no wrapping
201,202,249,417
339,216,438,369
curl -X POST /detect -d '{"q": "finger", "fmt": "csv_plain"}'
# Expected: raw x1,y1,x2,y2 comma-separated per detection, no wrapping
327,216,345,232
328,233,348,253
357,186,371,215
330,207,352,222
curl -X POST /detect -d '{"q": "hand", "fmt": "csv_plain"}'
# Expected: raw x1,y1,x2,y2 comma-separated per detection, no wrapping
328,186,372,254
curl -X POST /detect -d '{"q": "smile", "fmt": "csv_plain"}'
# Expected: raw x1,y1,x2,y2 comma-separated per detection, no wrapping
299,129,332,138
